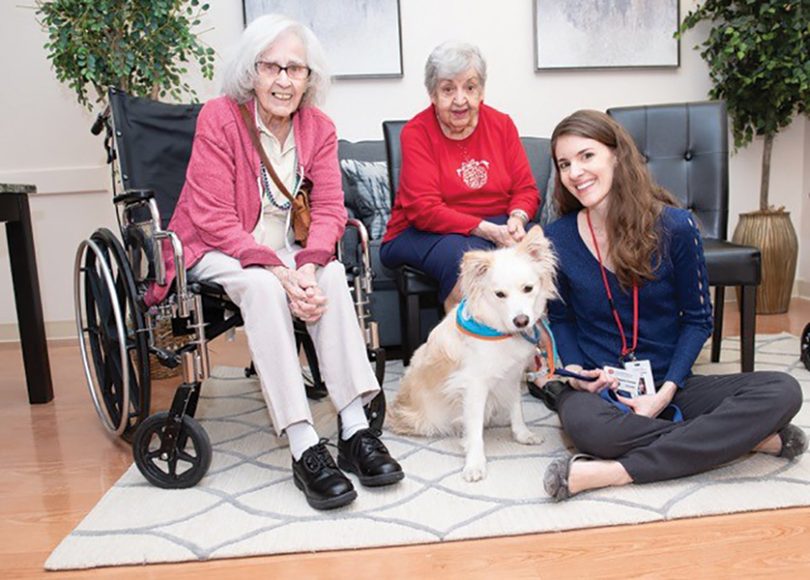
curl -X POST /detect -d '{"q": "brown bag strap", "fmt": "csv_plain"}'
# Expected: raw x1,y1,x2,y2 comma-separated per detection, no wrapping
238,103,295,204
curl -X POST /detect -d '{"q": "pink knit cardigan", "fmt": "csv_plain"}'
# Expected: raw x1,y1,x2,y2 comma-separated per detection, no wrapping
147,96,347,305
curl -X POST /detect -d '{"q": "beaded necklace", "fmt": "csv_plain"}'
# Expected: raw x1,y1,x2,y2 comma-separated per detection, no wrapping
259,162,292,210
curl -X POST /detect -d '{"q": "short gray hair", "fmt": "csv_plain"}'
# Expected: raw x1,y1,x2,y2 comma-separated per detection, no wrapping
424,42,487,97
221,14,330,107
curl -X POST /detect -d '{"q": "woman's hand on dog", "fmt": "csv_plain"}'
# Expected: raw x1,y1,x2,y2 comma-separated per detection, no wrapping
472,220,521,247
506,216,527,242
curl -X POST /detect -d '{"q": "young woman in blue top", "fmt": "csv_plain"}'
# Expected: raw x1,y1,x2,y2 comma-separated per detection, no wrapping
540,110,806,501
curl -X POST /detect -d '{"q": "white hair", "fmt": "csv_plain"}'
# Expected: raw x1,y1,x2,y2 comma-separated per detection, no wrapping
221,14,330,106
424,41,487,97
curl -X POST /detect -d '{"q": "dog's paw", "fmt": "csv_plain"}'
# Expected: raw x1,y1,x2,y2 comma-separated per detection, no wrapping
513,429,544,445
462,458,487,482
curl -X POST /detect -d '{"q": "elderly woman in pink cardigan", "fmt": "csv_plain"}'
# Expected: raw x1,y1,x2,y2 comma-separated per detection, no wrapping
151,14,402,510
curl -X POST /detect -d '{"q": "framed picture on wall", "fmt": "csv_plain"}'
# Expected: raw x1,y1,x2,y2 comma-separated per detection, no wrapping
243,0,403,79
534,0,680,70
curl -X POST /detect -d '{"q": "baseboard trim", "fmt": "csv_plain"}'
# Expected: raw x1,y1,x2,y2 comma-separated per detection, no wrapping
0,321,77,343
719,278,809,303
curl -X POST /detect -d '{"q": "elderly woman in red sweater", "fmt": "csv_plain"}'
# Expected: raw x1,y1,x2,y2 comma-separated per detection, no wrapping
380,42,540,312
149,14,402,511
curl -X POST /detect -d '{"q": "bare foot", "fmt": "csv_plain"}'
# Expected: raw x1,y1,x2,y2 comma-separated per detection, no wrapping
753,433,781,455
568,458,633,495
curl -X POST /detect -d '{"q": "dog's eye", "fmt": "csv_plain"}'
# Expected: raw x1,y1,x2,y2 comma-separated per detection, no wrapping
523,285,534,293
495,291,506,299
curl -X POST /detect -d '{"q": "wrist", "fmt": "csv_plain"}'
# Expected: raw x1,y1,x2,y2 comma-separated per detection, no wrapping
270,266,291,281
509,209,529,225
656,381,677,403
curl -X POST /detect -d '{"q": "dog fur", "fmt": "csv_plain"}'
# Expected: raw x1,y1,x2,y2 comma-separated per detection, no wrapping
388,227,558,481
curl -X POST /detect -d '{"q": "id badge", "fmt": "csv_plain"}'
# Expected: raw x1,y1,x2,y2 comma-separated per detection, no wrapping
624,359,655,395
604,365,642,398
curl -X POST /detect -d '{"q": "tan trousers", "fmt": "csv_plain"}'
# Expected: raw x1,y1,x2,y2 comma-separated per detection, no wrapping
190,250,380,435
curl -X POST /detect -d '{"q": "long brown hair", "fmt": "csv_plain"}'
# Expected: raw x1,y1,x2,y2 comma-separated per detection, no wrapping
550,110,679,288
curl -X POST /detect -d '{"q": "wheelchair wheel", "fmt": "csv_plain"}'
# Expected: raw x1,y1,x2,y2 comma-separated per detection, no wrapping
801,322,810,371
74,228,150,438
132,411,212,489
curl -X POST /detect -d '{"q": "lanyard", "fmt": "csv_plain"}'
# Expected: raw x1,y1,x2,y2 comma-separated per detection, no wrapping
585,210,638,361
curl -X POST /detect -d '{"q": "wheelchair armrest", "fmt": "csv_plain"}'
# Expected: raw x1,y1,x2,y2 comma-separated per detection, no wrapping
113,189,155,205
339,218,370,276
344,217,369,254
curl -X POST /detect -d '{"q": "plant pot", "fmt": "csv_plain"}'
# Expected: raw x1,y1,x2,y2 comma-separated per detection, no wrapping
732,209,798,314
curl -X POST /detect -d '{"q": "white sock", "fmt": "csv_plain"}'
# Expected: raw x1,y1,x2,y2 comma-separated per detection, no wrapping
339,396,370,440
286,421,320,461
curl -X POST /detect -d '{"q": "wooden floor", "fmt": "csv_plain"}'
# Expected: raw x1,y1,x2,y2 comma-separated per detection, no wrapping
2,298,809,579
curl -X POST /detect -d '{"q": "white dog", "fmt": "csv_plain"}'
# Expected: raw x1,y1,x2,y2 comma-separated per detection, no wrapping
388,227,558,481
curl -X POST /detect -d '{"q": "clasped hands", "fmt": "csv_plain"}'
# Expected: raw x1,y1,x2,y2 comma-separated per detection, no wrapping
269,263,327,323
535,365,677,419
472,215,527,247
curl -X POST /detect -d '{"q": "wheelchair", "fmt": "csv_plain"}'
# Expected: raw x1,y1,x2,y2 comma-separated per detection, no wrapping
74,88,387,489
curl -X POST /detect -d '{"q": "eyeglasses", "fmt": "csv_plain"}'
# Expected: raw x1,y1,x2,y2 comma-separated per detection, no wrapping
254,61,311,80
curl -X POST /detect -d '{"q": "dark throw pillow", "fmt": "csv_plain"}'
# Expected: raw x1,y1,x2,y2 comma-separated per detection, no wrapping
340,159,391,240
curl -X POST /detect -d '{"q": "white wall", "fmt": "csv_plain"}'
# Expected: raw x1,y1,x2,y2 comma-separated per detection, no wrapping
0,0,807,339
801,117,810,297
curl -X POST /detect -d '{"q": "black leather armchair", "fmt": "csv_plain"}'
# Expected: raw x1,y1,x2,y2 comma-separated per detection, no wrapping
607,101,760,372
382,120,442,365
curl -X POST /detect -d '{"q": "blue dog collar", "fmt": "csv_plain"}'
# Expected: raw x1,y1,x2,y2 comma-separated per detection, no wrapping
456,298,508,340
455,298,544,345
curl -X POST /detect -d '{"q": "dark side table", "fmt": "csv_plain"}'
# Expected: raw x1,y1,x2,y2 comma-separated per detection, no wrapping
0,184,53,404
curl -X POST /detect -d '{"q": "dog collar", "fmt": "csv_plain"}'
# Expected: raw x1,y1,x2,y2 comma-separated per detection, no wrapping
455,298,545,345
455,298,510,340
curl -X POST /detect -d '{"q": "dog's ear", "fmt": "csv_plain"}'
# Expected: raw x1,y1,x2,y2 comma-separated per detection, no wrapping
459,250,494,299
518,226,553,263
520,227,559,295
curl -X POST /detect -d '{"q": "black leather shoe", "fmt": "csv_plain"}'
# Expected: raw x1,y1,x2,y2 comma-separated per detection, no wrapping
292,440,357,510
338,428,404,487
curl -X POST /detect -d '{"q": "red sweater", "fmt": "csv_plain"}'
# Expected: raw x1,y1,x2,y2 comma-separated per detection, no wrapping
382,103,539,242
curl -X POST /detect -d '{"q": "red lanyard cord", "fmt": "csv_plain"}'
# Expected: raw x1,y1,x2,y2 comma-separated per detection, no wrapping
585,210,638,359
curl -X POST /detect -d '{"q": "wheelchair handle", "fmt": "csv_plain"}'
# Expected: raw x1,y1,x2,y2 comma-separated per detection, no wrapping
91,104,110,136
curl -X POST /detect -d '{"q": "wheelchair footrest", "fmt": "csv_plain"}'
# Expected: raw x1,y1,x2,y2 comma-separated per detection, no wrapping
150,346,181,369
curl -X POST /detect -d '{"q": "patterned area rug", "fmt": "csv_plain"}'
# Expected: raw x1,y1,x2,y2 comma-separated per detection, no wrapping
46,333,810,570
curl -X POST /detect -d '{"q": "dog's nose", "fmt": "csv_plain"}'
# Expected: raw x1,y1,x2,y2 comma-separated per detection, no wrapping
513,314,529,328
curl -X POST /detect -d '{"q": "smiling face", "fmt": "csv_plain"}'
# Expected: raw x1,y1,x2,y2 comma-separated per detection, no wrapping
431,67,484,139
253,30,308,132
554,134,617,213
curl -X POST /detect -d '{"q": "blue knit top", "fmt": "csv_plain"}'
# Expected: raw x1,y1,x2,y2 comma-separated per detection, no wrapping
546,206,713,387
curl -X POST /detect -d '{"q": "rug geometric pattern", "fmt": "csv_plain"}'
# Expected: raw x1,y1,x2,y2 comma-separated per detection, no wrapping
46,333,810,570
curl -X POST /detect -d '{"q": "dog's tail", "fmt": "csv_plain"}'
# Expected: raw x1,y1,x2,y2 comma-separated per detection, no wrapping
387,385,450,437
386,388,422,435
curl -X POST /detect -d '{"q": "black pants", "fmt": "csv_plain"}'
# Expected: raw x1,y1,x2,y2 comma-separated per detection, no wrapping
556,371,803,483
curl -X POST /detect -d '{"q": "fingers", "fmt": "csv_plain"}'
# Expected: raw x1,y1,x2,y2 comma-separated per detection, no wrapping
507,217,527,242
573,369,617,393
297,264,318,289
493,225,516,247
615,394,635,409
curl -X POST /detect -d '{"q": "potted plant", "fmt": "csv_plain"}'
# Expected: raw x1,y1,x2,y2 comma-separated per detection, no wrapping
36,0,216,379
36,0,215,110
679,0,808,313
